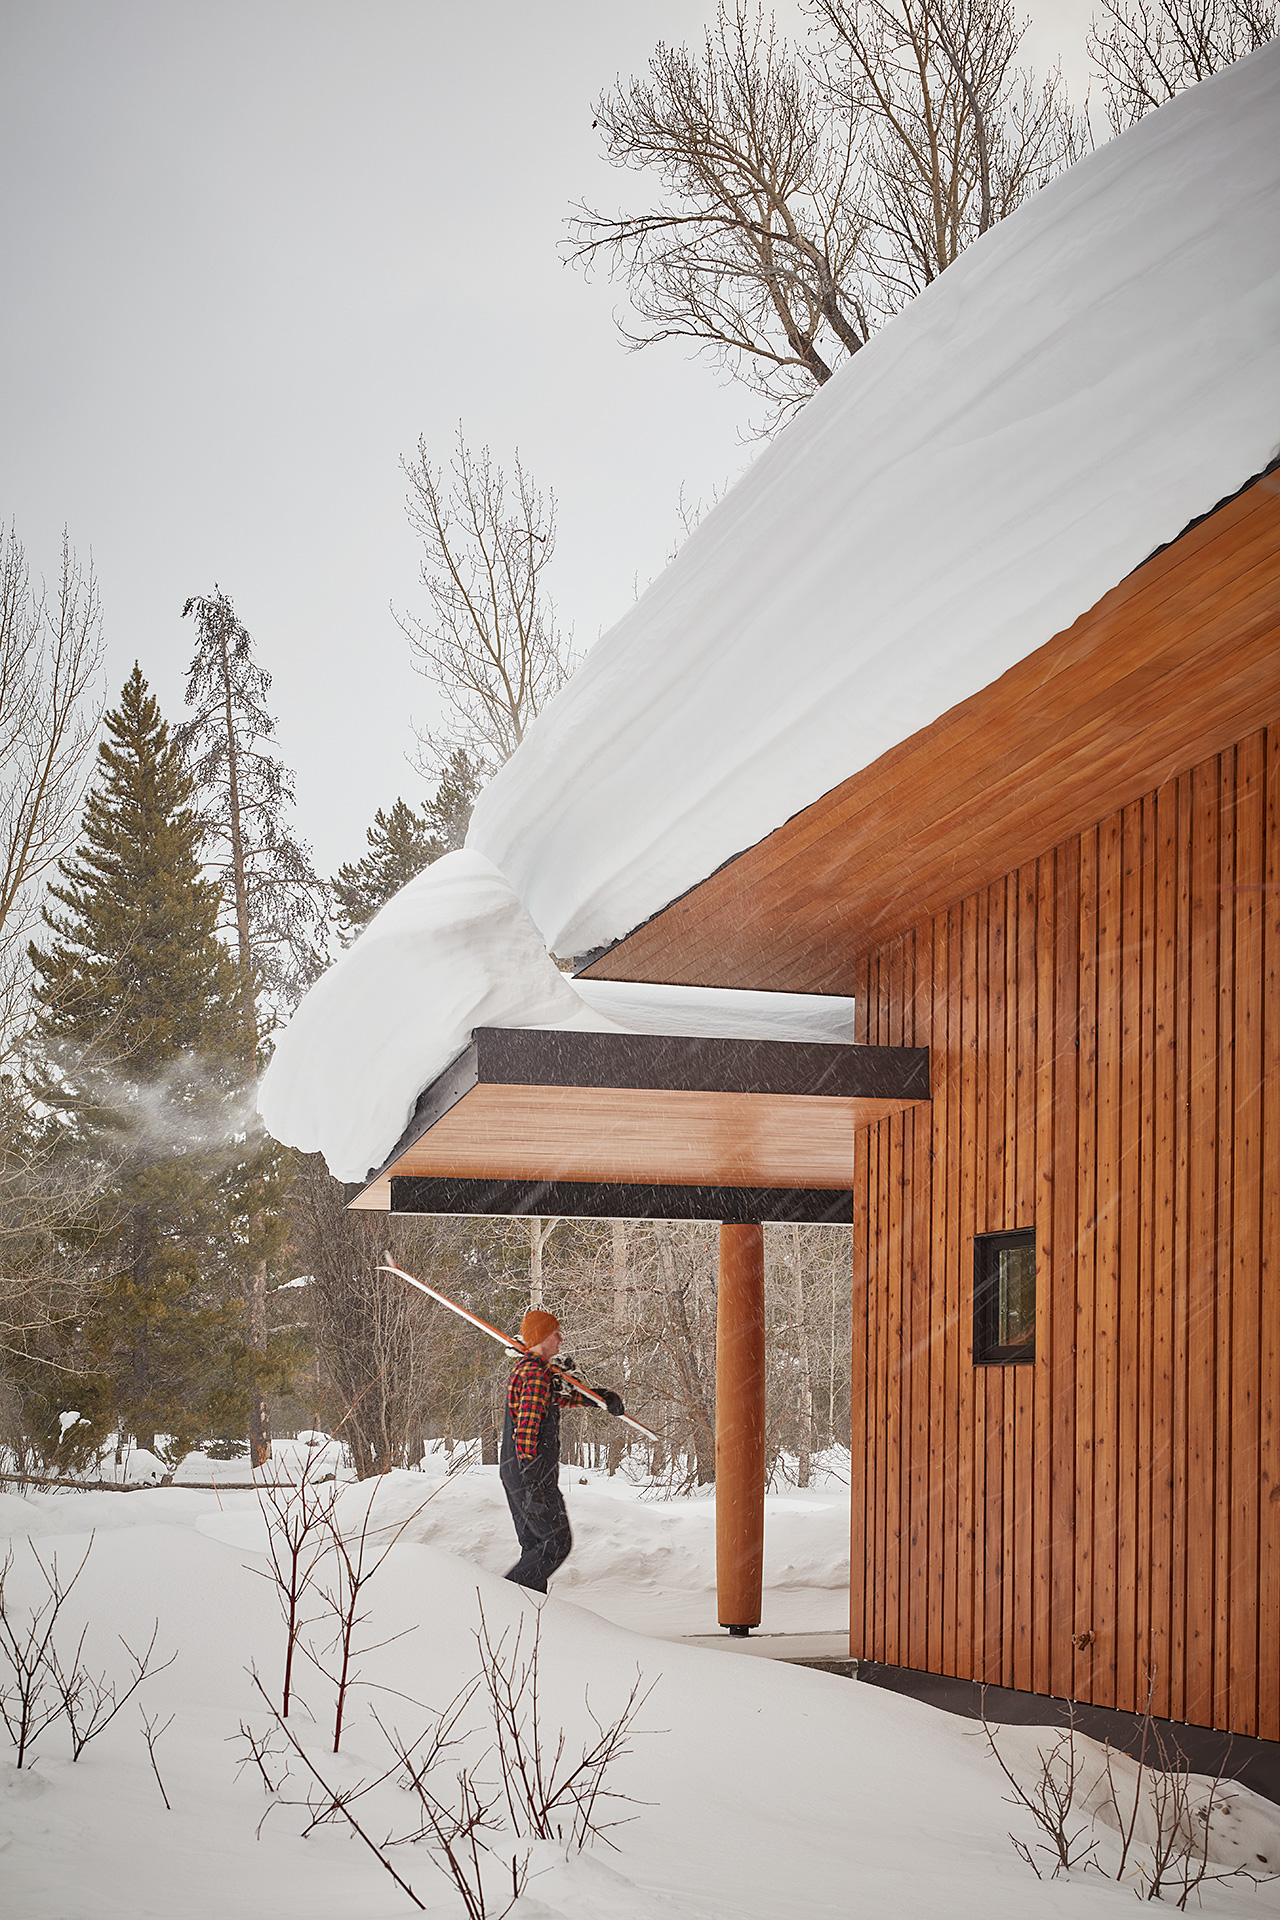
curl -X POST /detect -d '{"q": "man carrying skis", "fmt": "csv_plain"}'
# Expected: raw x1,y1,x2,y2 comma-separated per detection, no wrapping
501,1309,624,1593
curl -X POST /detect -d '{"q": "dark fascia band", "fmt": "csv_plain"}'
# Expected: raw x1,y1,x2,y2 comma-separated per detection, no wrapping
389,1176,859,1225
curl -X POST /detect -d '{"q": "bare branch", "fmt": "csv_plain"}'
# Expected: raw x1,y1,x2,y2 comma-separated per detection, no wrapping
0,525,103,1066
567,0,1083,427
247,1667,427,1909
813,0,1086,306
139,1707,174,1809
398,428,575,781
52,1616,176,1760
0,1534,96,1766
568,1,872,427
1088,0,1277,134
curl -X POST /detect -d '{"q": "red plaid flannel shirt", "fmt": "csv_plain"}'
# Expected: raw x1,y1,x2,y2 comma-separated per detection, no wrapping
508,1355,591,1461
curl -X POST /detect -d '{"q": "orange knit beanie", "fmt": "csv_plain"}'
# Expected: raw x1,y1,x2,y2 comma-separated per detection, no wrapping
521,1309,560,1349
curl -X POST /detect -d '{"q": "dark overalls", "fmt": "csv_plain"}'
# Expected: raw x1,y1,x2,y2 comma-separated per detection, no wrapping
500,1359,586,1592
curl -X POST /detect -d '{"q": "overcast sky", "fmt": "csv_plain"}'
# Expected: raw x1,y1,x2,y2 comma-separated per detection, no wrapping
1,0,1093,878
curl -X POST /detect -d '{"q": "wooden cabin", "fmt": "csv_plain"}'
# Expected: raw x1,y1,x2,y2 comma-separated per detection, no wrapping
576,462,1280,1743
262,50,1280,1753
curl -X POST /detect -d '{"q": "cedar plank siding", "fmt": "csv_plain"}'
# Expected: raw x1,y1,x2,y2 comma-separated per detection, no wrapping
850,720,1280,1739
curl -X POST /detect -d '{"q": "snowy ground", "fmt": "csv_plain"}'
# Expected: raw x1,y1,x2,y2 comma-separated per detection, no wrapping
2,1451,1277,1919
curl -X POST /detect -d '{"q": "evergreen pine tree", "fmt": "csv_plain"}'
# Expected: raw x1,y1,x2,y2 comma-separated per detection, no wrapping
333,801,443,942
424,747,483,854
29,667,290,1459
333,749,483,942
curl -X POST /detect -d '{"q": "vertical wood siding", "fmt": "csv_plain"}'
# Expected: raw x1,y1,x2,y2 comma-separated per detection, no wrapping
850,723,1280,1737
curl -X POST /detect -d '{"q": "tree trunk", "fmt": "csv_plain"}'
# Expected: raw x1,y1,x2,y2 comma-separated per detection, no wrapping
791,1224,814,1488
656,1224,716,1483
528,1217,558,1308
607,1219,628,1475
828,1253,838,1449
219,633,272,1470
480,1394,499,1466
247,1255,271,1469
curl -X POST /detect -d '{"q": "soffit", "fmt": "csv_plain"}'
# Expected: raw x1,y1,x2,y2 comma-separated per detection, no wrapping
348,1027,928,1214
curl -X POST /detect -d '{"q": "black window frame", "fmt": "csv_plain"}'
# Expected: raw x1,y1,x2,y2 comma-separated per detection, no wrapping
973,1228,1037,1365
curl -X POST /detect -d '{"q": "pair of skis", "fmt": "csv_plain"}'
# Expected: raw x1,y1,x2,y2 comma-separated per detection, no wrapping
379,1255,659,1443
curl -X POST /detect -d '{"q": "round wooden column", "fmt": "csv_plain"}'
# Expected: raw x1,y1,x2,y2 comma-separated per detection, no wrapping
716,1222,766,1631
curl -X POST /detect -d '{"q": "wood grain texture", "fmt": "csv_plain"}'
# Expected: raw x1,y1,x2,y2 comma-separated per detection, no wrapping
585,476,1280,995
1261,728,1280,1741
715,1225,767,1629
845,723,1279,1736
365,1083,925,1194
1150,779,1177,1722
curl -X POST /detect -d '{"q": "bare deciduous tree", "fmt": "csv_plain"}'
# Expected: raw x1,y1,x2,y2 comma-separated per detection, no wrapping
0,1532,171,1772
0,526,103,1064
1087,0,1276,133
399,428,575,781
0,528,104,1404
788,1223,814,1486
291,1160,436,1479
527,1217,560,1311
307,1483,424,1753
814,0,1085,307
254,1448,339,1717
569,0,1082,426
569,2,873,423
651,1224,717,1485
287,1157,519,1477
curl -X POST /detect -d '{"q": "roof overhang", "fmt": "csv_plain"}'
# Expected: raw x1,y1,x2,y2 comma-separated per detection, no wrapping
579,468,1280,993
350,1026,929,1220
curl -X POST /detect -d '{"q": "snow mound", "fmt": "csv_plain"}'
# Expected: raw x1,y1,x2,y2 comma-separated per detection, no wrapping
469,46,1280,957
2,1478,1273,1920
257,850,592,1181
562,978,855,1044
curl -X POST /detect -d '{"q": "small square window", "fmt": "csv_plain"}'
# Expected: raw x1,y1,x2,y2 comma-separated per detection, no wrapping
973,1230,1036,1365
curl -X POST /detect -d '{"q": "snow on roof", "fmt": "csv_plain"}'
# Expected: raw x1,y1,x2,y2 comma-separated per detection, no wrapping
260,49,1280,1182
468,44,1280,960
258,851,856,1181
562,978,854,1045
258,853,584,1181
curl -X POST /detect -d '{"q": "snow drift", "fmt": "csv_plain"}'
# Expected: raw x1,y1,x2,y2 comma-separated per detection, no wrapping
3,1471,1275,1919
258,850,857,1181
469,44,1280,956
256,852,588,1182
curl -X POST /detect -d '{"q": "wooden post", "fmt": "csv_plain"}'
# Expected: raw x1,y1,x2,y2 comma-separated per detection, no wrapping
716,1222,766,1631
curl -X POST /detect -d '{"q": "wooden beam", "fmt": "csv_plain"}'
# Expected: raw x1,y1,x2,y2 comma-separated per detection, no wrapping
348,1029,929,1209
716,1223,766,1631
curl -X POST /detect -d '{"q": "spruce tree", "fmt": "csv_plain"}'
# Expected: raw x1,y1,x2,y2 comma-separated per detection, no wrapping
425,747,483,855
29,667,289,1460
333,801,442,942
333,749,483,942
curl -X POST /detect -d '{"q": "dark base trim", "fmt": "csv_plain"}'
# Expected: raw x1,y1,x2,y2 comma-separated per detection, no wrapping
855,1662,1280,1809
390,1176,857,1224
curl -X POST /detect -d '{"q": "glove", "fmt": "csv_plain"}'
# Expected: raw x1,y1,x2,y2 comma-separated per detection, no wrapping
597,1388,625,1418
